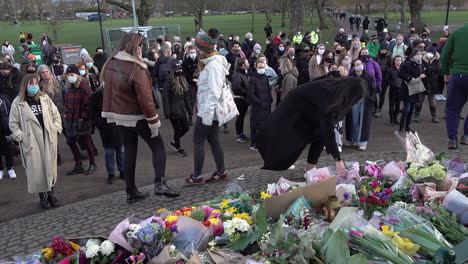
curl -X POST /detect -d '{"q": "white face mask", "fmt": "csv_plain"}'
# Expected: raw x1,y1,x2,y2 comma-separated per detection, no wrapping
318,49,325,55
413,55,422,61
426,53,434,59
355,65,364,72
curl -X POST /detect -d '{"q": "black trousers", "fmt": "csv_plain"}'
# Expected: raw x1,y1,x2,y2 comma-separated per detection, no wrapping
389,86,401,121
119,120,166,194
234,98,249,136
378,84,389,110
0,136,13,170
169,117,189,149
307,141,324,165
250,110,270,147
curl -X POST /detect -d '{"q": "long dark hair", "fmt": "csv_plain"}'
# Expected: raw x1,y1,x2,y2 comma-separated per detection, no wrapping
0,62,14,89
320,77,366,123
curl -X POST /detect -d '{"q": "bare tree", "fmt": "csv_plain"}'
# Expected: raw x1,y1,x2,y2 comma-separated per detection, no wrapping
400,0,406,28
315,0,328,29
408,0,424,32
280,0,288,27
289,0,304,38
106,0,155,26
383,0,389,19
181,0,206,32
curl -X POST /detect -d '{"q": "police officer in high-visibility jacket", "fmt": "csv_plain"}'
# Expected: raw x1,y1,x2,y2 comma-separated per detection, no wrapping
310,29,320,46
293,32,304,45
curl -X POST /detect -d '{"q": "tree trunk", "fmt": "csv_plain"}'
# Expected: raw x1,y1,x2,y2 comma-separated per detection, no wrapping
354,1,359,14
408,0,424,32
315,0,328,29
400,0,406,28
289,0,304,38
265,10,272,23
384,0,389,19
197,12,204,31
251,10,255,32
281,7,286,27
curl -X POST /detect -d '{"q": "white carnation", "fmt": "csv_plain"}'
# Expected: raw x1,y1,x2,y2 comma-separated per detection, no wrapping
169,244,176,253
85,239,101,248
267,183,277,195
85,244,101,259
129,224,141,231
100,240,115,256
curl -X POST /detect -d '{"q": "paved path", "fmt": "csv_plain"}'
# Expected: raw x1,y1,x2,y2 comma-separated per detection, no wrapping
2,149,468,259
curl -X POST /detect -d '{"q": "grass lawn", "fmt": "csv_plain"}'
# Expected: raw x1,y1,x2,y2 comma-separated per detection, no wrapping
0,13,336,60
368,10,468,25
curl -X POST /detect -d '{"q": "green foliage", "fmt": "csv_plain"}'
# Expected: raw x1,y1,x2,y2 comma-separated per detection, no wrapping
190,207,206,222
228,204,268,251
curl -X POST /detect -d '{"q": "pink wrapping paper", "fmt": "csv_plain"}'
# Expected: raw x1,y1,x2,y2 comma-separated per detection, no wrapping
108,216,154,251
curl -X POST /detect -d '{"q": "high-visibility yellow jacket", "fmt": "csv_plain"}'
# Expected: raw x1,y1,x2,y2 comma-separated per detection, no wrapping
293,34,304,44
310,32,319,45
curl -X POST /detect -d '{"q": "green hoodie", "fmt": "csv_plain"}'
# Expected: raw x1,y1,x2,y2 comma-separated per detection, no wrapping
366,42,380,58
440,23,468,75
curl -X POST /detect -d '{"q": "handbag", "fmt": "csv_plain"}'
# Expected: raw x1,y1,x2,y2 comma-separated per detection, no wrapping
405,77,426,96
215,78,239,126
75,90,93,136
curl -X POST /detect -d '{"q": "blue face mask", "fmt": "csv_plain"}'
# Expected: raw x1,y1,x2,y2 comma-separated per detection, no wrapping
27,85,40,95
255,49,261,54
86,62,94,68
68,76,77,84
257,68,266,75
79,70,86,76
189,53,197,60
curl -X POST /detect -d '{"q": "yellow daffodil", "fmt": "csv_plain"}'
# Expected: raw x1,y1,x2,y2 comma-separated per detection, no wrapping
360,185,367,193
42,248,53,260
166,215,179,223
69,241,80,251
212,209,221,215
208,217,220,226
226,207,237,214
260,191,272,199
381,225,400,238
233,212,253,225
220,200,230,210
374,187,381,192
156,208,167,214
391,235,420,255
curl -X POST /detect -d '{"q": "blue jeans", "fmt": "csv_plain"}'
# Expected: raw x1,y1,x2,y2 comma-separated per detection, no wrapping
350,99,368,146
104,146,124,175
400,102,416,130
446,74,468,139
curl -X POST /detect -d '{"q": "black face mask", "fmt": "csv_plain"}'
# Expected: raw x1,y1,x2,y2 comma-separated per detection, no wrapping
335,50,341,55
0,72,9,77
360,55,370,61
330,70,341,77
53,59,59,63
27,69,36,74
174,71,183,76
325,57,334,63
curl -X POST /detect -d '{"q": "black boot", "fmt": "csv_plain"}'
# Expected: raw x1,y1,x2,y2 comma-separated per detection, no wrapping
430,106,439,123
39,192,52,209
67,163,84,175
57,153,62,166
86,164,97,175
107,174,115,184
414,104,422,122
154,181,180,198
119,171,125,180
127,190,149,204
47,188,60,207
448,138,458,149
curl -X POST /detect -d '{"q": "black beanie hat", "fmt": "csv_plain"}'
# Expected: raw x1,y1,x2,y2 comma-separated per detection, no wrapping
66,64,80,75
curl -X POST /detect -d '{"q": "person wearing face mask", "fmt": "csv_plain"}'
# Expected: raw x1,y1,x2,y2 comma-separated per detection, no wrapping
231,59,250,143
392,34,407,61
311,50,334,80
0,93,16,180
40,39,54,66
63,64,97,176
226,42,246,76
226,35,235,51
343,34,353,51
348,39,362,60
398,48,426,134
264,37,277,63
362,16,370,33
333,44,343,63
404,27,416,46
9,74,62,209
0,62,23,103
327,63,344,153
353,48,382,92
162,65,193,157
172,42,184,61
269,43,286,70
82,56,100,92
385,56,403,126
294,47,310,85
248,61,272,151
334,28,348,46
182,45,199,122
374,44,392,117
154,42,177,116
93,47,108,72
308,44,325,80
415,45,442,123
337,54,351,77
420,32,431,48
360,29,370,44
242,32,256,58
2,41,15,64
366,36,380,58
346,59,377,151
248,43,263,73
278,50,299,98
51,54,68,80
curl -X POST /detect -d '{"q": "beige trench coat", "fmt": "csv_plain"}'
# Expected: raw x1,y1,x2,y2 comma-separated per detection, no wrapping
9,94,62,193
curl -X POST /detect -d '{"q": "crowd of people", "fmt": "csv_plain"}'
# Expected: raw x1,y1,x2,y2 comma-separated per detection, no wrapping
0,15,466,208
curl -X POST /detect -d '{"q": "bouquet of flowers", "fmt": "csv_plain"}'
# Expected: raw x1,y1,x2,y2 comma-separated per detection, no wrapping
81,238,119,263
128,220,176,259
353,177,393,219
304,167,331,184
406,163,447,184
396,131,436,165
265,178,305,196
456,183,468,196
40,237,80,264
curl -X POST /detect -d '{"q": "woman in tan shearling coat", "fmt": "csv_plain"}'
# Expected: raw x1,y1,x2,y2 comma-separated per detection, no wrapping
9,74,62,209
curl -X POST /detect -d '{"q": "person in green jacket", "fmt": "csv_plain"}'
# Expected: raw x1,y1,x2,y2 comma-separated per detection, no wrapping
366,36,380,58
440,23,468,149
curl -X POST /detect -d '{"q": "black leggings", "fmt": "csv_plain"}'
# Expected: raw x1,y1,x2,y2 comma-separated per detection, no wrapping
388,86,401,120
119,120,166,194
307,141,324,165
0,137,13,170
169,117,189,149
234,98,249,136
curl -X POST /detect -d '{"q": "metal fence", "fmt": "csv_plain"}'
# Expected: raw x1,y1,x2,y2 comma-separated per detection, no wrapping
104,24,181,54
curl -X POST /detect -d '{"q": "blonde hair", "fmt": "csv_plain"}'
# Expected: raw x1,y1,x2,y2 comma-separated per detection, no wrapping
19,74,45,102
279,57,294,75
37,65,62,96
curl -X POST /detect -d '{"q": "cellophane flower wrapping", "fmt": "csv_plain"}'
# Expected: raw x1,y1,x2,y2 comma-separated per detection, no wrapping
172,216,212,258
395,131,435,165
305,167,331,184
443,190,468,225
108,215,154,251
382,161,406,181
385,206,452,256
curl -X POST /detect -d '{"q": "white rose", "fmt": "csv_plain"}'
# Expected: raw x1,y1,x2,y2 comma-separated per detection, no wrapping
100,240,115,256
169,244,176,253
85,244,101,259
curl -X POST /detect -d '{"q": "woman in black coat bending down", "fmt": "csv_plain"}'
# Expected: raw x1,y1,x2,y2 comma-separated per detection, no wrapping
257,77,366,175
247,61,273,151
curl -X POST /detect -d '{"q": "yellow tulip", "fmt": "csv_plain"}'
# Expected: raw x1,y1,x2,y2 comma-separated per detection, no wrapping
220,200,230,210
233,212,253,225
381,225,400,238
42,248,53,260
226,207,237,214
260,192,272,199
69,241,80,251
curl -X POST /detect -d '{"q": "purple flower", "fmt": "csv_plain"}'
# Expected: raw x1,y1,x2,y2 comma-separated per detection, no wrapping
349,230,363,238
170,224,178,233
136,227,155,244
383,217,400,225
343,192,350,200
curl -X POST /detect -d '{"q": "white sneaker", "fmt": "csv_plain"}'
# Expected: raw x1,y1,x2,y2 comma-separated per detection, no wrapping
441,95,447,101
288,165,295,170
0,171,3,180
7,169,16,179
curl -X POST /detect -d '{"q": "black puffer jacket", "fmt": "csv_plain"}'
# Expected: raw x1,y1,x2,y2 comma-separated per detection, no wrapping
231,69,249,97
0,68,23,103
422,55,444,95
153,55,176,89
247,71,272,114
162,76,193,119
399,59,426,103
0,94,11,136
182,55,198,86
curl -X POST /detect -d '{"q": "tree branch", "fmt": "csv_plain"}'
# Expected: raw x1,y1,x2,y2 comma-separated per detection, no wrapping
106,0,132,12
